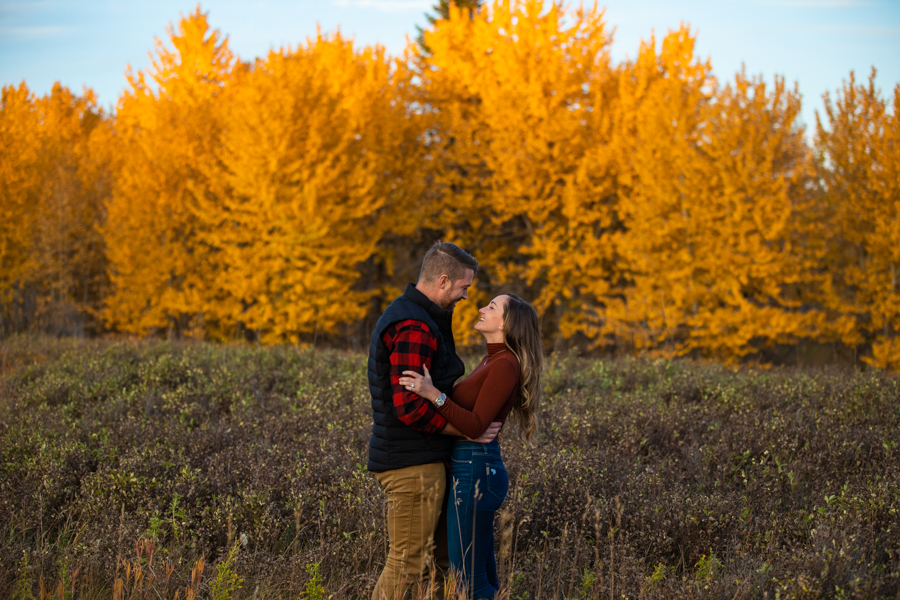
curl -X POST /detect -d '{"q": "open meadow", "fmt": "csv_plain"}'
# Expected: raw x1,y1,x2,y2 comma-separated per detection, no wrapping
1,336,898,599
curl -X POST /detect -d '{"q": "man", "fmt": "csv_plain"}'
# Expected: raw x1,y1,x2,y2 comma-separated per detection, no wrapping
367,241,501,600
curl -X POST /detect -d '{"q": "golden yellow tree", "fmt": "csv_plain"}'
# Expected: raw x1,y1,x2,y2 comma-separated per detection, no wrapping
0,84,41,333
816,70,900,369
0,82,107,335
199,33,426,344
102,7,235,337
604,29,820,361
418,0,620,346
34,84,108,334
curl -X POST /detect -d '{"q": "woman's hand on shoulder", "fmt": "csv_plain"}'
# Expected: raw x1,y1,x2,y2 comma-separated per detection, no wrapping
399,365,441,403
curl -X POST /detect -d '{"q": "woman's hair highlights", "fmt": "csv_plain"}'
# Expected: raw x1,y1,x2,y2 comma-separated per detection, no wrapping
501,294,542,441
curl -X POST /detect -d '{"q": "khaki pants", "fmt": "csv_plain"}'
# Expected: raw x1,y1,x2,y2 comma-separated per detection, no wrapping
372,462,449,600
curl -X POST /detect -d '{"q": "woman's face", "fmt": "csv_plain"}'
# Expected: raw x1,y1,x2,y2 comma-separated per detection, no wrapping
474,295,509,336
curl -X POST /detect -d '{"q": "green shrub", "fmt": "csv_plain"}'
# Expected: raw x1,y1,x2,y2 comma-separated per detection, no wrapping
209,543,243,600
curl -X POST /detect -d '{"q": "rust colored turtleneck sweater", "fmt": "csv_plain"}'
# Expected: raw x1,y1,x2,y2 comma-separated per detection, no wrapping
437,343,520,439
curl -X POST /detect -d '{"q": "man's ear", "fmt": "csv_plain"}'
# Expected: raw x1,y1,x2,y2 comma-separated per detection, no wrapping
437,274,451,289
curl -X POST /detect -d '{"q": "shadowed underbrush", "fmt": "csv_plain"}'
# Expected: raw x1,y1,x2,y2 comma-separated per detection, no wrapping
1,336,898,599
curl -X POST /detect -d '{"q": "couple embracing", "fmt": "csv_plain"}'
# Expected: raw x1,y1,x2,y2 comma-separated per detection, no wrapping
367,241,543,600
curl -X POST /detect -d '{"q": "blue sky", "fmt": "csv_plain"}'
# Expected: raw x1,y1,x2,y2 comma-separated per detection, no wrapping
1,0,898,133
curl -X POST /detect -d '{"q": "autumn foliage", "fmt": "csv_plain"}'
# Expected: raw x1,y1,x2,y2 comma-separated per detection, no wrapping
1,2,898,368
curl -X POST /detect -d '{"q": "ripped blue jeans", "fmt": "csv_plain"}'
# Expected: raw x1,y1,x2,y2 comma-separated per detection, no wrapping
447,440,509,600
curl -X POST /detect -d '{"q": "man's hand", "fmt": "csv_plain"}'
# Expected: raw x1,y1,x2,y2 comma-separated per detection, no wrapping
468,421,502,443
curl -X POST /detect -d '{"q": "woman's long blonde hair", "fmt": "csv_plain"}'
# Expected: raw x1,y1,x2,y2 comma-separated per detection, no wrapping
502,294,543,441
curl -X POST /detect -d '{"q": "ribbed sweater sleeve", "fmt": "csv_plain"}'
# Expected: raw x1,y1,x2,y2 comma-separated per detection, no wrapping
437,357,519,439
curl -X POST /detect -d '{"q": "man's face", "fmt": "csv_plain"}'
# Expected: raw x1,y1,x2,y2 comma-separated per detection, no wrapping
438,269,474,310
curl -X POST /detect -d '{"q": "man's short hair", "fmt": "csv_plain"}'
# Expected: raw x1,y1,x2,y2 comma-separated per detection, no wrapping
418,241,478,284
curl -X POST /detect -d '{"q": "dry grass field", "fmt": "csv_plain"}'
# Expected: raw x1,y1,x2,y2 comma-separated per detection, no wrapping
1,336,898,599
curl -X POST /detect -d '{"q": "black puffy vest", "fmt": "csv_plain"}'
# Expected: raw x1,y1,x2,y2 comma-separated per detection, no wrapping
367,284,465,472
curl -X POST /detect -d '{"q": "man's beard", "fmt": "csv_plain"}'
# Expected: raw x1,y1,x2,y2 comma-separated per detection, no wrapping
438,288,458,310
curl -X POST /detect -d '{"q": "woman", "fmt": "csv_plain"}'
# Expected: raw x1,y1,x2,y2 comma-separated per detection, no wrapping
399,293,542,600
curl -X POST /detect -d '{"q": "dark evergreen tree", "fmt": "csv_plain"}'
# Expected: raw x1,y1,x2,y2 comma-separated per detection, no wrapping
415,0,484,54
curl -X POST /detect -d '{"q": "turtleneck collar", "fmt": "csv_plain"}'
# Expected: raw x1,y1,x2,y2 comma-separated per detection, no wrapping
486,342,508,356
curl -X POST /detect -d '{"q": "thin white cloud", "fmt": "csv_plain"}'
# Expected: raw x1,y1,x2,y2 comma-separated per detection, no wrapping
757,0,874,6
332,0,432,12
0,0,57,12
808,24,900,35
0,25,70,39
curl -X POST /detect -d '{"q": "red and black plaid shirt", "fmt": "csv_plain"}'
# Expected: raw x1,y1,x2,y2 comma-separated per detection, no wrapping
382,319,448,434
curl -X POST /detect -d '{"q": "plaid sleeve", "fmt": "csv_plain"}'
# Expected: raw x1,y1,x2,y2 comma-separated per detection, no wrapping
382,319,448,434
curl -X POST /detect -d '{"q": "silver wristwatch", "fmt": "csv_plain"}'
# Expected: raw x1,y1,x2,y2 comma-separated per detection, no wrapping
434,392,447,407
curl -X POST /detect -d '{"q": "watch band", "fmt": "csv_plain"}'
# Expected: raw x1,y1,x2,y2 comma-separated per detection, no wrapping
434,392,447,407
